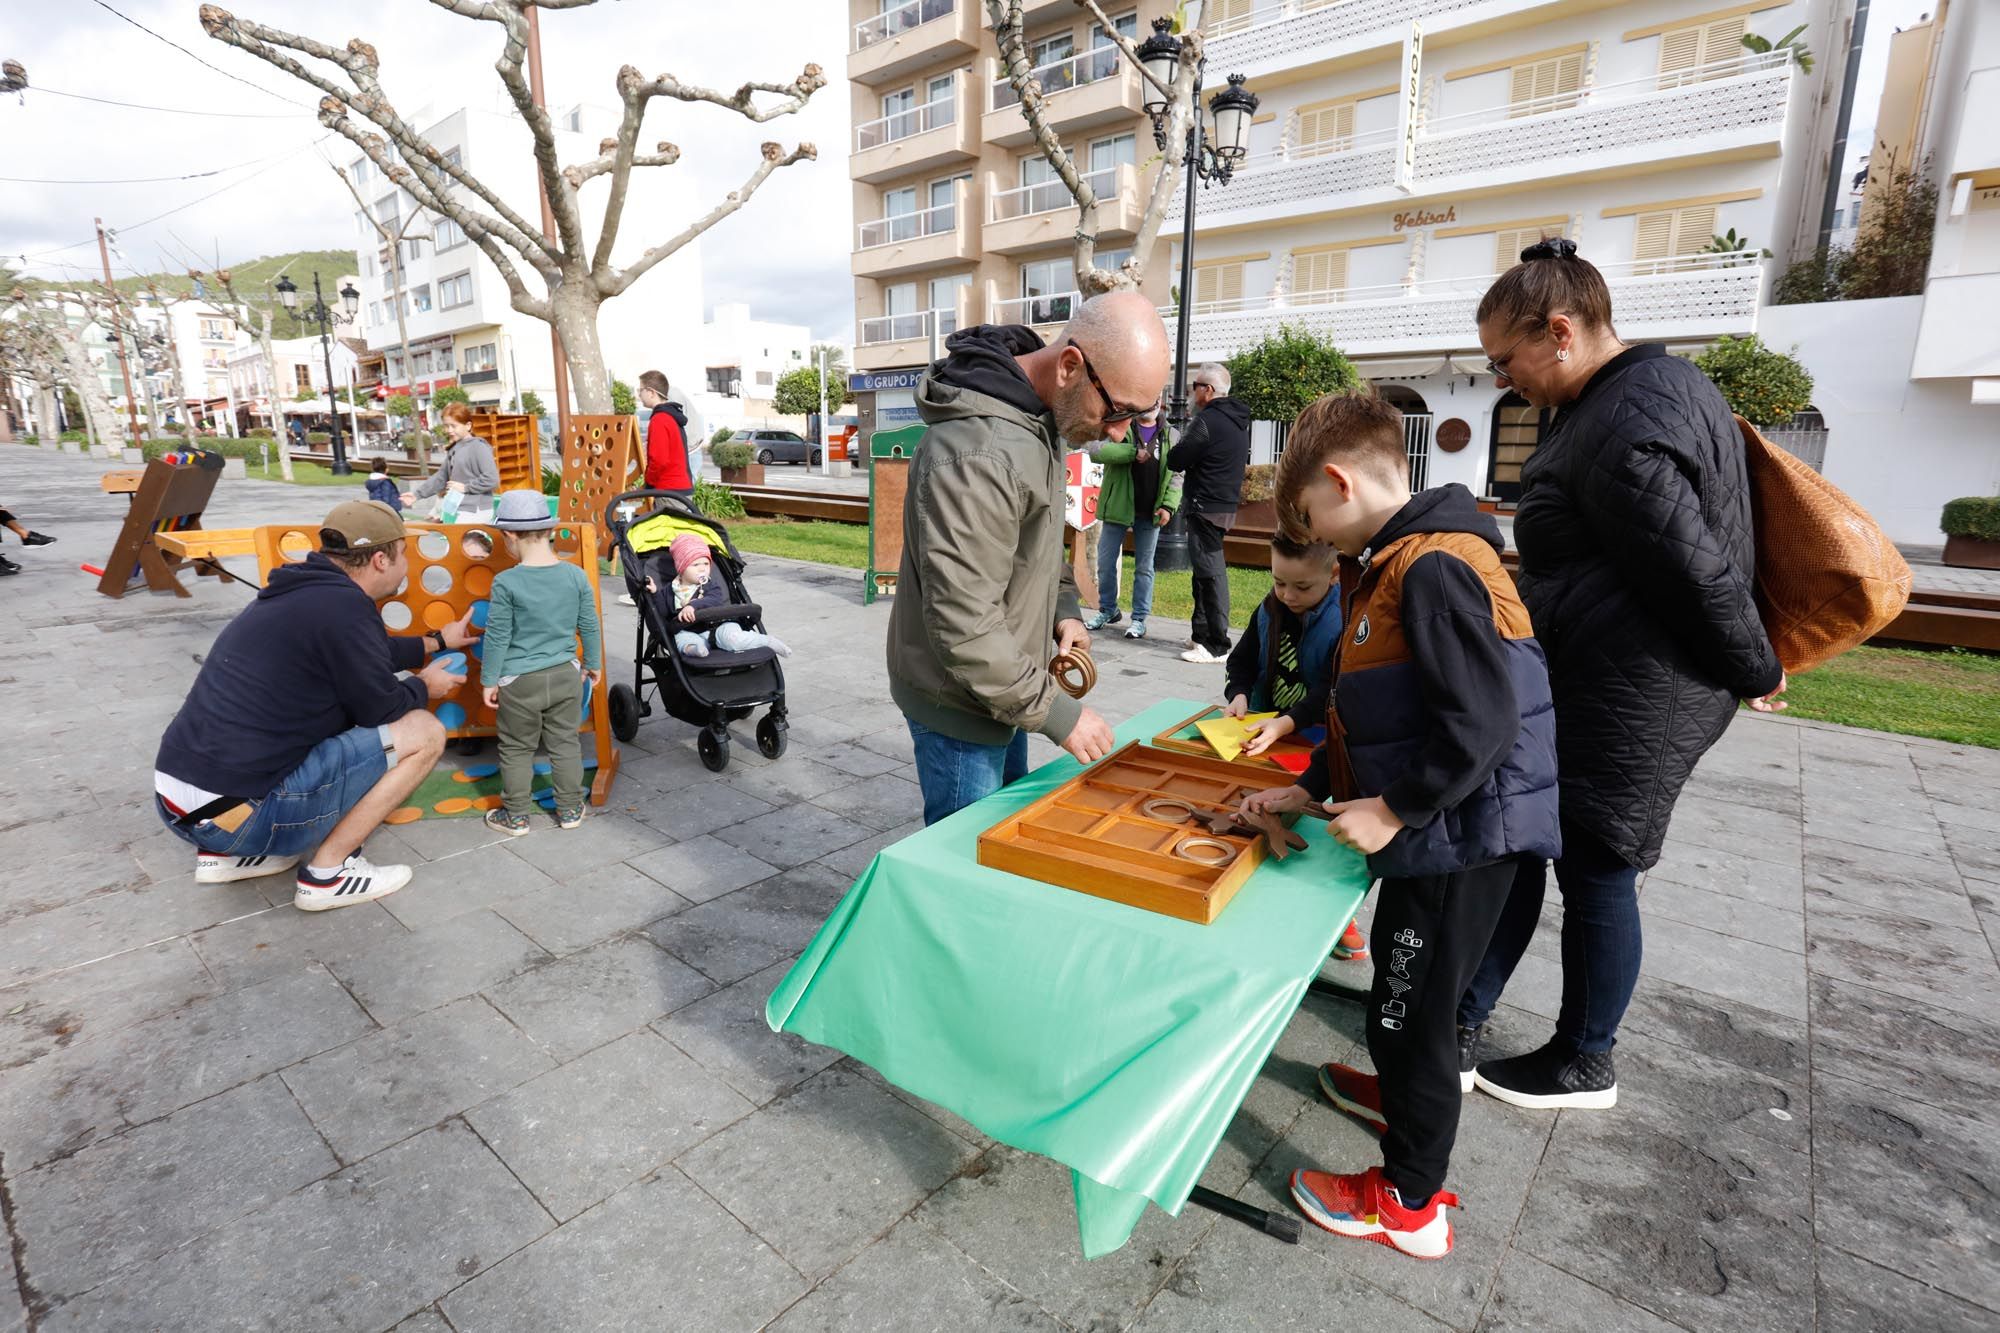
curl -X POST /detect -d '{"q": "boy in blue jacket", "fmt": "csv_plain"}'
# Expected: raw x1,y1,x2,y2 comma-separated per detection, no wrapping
365,457,402,512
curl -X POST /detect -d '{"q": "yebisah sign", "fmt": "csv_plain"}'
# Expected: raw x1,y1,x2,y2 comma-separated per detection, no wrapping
1393,205,1456,230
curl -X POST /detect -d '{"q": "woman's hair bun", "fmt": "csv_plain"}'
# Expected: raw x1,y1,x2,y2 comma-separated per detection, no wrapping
1520,236,1580,263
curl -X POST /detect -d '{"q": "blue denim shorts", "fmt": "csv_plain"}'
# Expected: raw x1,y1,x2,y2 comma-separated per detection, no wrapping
158,724,392,859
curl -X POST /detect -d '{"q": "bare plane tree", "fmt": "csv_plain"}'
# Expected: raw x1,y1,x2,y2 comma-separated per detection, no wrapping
985,0,1202,294
199,1,823,413
5,288,127,449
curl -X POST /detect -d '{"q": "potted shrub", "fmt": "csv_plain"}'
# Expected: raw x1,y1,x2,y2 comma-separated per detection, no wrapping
1238,464,1277,532
713,440,763,487
1941,495,2000,570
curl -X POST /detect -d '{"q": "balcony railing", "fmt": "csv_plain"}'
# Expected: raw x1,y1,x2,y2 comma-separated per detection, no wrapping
857,199,959,250
1165,129,1396,221
855,91,958,152
992,290,1082,326
859,307,958,346
991,46,1122,110
855,0,955,50
991,167,1115,222
1206,0,1495,67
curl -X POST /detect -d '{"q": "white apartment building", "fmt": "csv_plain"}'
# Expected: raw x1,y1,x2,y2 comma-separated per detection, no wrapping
1172,0,1842,498
690,302,814,434
347,100,705,422
227,335,362,433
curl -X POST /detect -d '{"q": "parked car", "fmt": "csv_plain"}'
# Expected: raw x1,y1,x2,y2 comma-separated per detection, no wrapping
728,428,821,467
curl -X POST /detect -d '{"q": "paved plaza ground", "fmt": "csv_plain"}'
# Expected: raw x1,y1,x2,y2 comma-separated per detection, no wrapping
1,441,1997,1331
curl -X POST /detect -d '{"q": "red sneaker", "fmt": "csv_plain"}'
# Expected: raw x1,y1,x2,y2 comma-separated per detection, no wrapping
1316,1062,1386,1136
1333,920,1370,961
1289,1165,1460,1259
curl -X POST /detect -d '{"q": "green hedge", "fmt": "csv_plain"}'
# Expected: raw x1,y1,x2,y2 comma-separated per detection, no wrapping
139,437,280,461
1941,496,2000,543
712,441,755,469
694,479,746,519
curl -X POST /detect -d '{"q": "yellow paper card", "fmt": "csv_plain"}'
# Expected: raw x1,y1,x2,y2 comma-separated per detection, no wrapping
1194,712,1277,765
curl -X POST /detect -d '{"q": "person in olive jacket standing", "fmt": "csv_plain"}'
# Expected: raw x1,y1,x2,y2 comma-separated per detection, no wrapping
1455,240,1788,1111
1168,363,1251,663
887,292,1169,825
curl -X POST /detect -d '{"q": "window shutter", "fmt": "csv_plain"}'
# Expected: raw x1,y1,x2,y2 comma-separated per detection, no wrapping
1296,101,1355,154
1674,205,1717,254
1293,249,1348,300
1194,262,1244,310
1493,225,1563,272
1510,53,1585,115
1208,0,1253,26
1658,26,1702,84
1633,210,1674,262
1703,15,1748,69
1510,63,1537,108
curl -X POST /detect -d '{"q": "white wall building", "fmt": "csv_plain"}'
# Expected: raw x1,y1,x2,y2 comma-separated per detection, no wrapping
228,335,362,433
1174,0,1841,496
689,302,815,435
347,99,705,422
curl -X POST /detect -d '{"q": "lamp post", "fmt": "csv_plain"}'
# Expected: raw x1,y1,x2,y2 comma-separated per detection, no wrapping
276,272,361,474
1136,16,1257,572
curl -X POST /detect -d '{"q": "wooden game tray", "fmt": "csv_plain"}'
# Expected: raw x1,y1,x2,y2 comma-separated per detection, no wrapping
977,742,1274,924
1150,705,1320,778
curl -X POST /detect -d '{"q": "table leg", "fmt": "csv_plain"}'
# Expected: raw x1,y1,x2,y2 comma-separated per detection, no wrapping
1307,976,1370,1004
1187,1185,1301,1243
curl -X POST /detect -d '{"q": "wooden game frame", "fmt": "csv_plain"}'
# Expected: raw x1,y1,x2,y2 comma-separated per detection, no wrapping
96,453,227,600
1149,705,1321,778
556,414,638,555
244,519,623,805
977,742,1274,924
865,423,923,605
469,410,540,496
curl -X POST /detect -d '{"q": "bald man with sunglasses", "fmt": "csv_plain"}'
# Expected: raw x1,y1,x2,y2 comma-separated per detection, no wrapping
887,291,1172,825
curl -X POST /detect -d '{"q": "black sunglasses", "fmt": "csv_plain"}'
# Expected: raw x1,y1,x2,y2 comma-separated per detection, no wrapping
1070,343,1160,426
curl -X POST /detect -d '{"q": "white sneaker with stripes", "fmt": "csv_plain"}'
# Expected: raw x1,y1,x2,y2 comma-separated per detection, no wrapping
195,852,303,884
293,855,412,912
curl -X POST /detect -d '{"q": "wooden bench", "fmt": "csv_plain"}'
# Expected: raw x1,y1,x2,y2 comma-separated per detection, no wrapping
287,450,431,477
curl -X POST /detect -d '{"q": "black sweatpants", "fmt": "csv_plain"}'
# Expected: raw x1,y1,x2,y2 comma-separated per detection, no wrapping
1186,512,1232,654
1368,856,1522,1202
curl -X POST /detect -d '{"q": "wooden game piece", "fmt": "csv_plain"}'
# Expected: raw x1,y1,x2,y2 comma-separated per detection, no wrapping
1049,643,1097,699
1150,704,1321,776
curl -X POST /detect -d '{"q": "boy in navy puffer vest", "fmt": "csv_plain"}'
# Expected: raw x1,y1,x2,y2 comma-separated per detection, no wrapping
1241,390,1559,1260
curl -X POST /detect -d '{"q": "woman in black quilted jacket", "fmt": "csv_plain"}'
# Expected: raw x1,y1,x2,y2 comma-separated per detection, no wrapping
1454,240,1789,1111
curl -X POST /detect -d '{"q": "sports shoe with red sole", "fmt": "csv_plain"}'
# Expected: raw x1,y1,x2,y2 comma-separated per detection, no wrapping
1316,1062,1386,1136
1332,920,1369,961
1289,1164,1460,1259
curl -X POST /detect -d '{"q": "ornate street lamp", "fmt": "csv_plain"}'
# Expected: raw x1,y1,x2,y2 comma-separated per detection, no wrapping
278,272,359,474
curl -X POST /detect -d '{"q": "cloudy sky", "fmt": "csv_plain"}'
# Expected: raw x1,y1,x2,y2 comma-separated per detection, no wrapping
2,0,856,340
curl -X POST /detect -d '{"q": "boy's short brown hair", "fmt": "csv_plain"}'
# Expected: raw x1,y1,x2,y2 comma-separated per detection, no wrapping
1273,390,1406,536
1270,535,1336,568
638,370,670,398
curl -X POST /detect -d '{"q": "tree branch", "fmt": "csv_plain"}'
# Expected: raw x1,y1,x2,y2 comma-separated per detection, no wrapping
598,142,815,298
622,62,827,123
1073,0,1174,100
988,1,1104,286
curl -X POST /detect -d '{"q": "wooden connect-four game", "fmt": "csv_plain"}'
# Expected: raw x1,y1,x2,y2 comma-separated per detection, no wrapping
977,742,1275,924
555,414,638,554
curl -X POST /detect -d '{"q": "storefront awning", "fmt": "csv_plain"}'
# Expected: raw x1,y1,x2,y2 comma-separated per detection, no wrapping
1347,354,1489,380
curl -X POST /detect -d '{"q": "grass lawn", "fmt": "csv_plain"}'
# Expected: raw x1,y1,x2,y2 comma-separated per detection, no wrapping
243,460,370,487
1781,645,2000,749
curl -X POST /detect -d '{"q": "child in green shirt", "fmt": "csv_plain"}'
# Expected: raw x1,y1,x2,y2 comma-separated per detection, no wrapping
479,490,603,833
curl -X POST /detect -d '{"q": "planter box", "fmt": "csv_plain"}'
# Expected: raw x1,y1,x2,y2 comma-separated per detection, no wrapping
1235,499,1275,531
720,464,765,488
1943,534,2000,570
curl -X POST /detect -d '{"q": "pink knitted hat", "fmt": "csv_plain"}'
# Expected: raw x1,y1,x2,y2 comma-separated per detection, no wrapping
669,532,712,575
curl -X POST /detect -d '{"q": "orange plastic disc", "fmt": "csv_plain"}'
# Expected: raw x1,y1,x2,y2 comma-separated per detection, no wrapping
472,794,503,810
432,797,472,814
384,806,423,825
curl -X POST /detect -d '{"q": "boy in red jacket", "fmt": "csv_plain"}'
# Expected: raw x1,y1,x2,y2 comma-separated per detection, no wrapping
638,370,693,501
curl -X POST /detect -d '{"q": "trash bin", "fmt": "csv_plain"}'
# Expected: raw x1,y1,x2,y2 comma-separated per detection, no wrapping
1154,506,1190,573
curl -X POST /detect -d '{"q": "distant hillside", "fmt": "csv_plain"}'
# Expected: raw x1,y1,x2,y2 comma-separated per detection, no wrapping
25,248,360,340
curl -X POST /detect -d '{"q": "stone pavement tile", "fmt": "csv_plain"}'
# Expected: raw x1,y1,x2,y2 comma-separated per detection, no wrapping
1647,837,1805,912
914,1145,1209,1332
0,845,149,922
1934,800,2000,836
330,908,550,1025
1,873,270,989
15,1075,338,1302
1640,878,1804,954
43,1121,551,1333
1129,1207,1447,1333
624,781,774,841
1601,1025,1808,1152
1683,768,1801,817
628,834,781,905
1816,1247,2000,1333
645,862,849,987
0,965,371,1171
1810,1068,2000,1313
852,726,917,765
846,1060,993,1152
283,996,556,1163
374,841,561,932
1662,793,1802,868
720,754,859,806
1478,1252,1688,1332
382,811,518,862
815,741,909,779
1632,911,1809,1021
777,710,870,750
713,804,874,870
493,860,691,956
1805,895,2000,1028
1809,975,2000,1124
503,811,674,880
611,744,714,793
653,959,844,1107
816,820,922,880
0,939,216,1074
1805,809,1955,857
680,1064,981,1281
770,1218,1061,1332
388,1310,452,1333
1197,1050,1320,1198
1805,833,1964,895
1616,972,1807,1082
483,935,715,1060
440,1168,804,1332
125,825,205,883
1515,1113,1813,1332
464,1030,754,1222
818,773,924,833
1802,780,1938,832
1945,826,2000,882
189,898,410,991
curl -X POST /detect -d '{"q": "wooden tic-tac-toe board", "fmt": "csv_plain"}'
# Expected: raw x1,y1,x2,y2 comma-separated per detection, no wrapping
977,742,1273,924
246,519,622,805
556,414,638,551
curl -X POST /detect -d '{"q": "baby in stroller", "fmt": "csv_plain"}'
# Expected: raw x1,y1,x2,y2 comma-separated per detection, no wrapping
648,533,791,659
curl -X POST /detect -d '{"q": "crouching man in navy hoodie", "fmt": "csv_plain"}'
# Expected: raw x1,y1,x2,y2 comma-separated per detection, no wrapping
153,499,477,911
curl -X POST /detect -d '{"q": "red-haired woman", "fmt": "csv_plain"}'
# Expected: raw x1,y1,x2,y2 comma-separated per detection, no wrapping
402,401,500,522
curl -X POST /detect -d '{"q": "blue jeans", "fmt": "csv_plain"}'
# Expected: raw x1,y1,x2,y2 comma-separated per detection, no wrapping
1456,825,1643,1055
157,724,392,860
906,717,1029,826
1096,520,1160,621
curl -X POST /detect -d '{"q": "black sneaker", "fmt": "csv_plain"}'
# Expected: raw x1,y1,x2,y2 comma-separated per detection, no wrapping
1473,1042,1617,1110
0,555,18,576
21,531,55,546
1457,1025,1483,1094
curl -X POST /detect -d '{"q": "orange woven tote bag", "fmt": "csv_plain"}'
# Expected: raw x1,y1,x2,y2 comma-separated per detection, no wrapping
1738,416,1912,674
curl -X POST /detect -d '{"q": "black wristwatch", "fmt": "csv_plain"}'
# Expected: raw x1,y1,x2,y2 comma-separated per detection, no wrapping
428,630,447,654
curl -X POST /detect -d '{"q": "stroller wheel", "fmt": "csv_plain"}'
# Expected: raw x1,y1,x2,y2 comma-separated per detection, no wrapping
609,683,642,742
698,727,730,773
756,714,788,761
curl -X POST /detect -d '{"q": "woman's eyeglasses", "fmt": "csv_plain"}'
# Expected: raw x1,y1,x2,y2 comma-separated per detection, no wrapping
1485,324,1548,379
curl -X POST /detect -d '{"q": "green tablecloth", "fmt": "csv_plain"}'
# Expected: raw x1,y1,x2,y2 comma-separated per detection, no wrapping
765,699,1371,1257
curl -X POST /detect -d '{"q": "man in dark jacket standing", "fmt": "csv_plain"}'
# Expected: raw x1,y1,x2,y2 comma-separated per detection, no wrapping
888,291,1168,824
153,500,473,911
1168,363,1251,663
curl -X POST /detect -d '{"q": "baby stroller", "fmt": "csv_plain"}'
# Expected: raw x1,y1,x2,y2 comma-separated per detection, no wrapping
604,490,788,772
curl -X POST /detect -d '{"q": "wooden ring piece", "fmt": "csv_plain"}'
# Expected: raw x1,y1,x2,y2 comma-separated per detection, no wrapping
1174,836,1234,866
1142,798,1197,824
1050,644,1097,699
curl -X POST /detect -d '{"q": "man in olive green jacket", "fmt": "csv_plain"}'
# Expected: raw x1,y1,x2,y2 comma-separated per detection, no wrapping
1084,406,1181,640
888,291,1171,825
